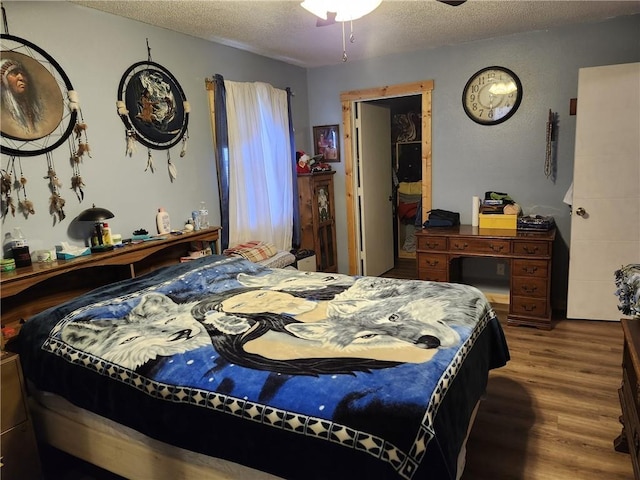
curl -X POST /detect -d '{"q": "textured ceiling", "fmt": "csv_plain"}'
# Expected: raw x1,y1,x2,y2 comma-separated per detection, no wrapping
71,0,640,68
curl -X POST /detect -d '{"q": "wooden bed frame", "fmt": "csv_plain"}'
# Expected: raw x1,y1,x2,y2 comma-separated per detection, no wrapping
28,389,480,480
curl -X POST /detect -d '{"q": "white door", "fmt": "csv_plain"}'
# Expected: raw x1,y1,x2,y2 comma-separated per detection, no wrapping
567,62,640,320
356,102,395,276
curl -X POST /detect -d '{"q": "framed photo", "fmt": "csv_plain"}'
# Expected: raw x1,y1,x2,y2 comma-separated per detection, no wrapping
313,124,340,162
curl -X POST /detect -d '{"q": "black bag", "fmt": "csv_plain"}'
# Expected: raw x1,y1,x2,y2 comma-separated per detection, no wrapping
423,209,460,227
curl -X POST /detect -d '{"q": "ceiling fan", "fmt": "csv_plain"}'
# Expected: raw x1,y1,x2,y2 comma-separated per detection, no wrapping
313,0,467,27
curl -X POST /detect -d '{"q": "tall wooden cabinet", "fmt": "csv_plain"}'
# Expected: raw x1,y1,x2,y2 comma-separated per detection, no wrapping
297,171,337,272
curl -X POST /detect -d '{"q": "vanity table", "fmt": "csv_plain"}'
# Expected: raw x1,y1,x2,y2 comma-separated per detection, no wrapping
416,225,555,329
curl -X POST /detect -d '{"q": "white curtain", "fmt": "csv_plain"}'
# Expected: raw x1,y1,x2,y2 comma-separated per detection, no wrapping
224,81,293,251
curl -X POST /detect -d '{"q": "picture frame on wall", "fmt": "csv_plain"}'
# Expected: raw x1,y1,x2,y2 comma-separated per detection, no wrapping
313,124,340,162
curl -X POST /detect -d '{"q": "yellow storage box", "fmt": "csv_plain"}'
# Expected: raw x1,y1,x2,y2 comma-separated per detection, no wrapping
478,213,518,229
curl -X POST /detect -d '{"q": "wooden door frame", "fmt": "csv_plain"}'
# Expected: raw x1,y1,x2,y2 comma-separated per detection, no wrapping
340,80,434,275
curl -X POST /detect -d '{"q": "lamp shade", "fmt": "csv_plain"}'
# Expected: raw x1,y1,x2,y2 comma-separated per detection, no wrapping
300,0,382,21
78,204,114,222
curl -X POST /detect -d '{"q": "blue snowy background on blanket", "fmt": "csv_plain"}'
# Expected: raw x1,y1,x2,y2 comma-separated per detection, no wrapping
43,256,492,464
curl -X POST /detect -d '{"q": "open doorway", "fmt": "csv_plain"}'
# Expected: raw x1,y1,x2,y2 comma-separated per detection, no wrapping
368,95,422,262
340,80,434,275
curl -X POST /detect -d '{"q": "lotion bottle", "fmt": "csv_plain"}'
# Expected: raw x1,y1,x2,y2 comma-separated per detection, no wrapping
102,222,113,245
156,208,171,234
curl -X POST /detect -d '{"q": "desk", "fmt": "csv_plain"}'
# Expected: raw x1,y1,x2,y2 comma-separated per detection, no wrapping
416,225,555,330
1,227,220,344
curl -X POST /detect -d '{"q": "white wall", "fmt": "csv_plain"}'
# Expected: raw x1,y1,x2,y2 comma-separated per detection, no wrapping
0,1,309,253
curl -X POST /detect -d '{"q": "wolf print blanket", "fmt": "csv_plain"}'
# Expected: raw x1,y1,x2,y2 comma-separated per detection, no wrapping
17,255,509,480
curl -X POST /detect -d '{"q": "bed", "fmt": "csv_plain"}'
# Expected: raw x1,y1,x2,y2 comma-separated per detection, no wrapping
14,254,509,480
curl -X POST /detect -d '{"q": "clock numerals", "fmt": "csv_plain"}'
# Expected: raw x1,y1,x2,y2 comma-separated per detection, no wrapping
462,66,522,125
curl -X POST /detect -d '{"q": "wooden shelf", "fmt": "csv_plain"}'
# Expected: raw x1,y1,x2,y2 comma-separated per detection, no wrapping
0,227,221,344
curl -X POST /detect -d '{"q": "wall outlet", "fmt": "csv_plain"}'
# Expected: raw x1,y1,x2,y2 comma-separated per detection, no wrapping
497,263,505,276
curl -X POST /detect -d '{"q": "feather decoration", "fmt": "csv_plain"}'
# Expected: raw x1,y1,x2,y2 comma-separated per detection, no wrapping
19,199,35,216
145,149,154,173
180,130,189,157
168,151,177,182
126,130,137,157
71,175,85,202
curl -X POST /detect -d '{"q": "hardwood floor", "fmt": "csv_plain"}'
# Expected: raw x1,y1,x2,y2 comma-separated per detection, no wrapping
384,257,634,480
40,258,634,479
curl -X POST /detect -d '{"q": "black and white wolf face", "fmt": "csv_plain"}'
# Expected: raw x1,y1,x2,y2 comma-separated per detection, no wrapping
60,293,210,370
286,297,460,351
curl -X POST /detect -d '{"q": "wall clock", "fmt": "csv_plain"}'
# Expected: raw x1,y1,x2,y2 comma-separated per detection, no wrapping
462,66,522,125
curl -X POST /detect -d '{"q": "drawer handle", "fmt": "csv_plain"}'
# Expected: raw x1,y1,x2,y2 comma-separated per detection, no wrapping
489,244,504,252
523,245,540,254
522,304,537,312
427,260,440,267
453,242,469,251
522,285,538,294
522,266,539,274
426,242,440,249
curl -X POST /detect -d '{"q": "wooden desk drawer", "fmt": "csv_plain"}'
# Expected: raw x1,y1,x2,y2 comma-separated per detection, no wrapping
418,253,448,270
417,236,447,251
512,276,548,298
449,238,510,255
1,355,28,434
513,241,549,256
512,259,549,278
511,296,549,317
418,269,449,282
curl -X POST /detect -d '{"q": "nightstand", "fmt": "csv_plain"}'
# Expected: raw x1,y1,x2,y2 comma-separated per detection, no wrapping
1,351,43,480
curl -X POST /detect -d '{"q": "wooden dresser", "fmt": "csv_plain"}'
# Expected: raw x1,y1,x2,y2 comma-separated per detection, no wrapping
416,225,556,329
1,351,42,480
615,318,640,479
0,227,220,344
297,171,337,272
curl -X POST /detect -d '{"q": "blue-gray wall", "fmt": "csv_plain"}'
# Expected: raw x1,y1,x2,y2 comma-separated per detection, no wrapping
1,1,308,252
306,15,640,308
1,2,639,309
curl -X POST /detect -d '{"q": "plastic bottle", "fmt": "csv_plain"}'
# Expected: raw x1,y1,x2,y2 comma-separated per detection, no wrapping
198,202,209,229
156,208,171,234
102,222,113,245
191,210,201,231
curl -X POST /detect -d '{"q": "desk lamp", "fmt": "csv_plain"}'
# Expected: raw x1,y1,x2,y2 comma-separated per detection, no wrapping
78,204,115,252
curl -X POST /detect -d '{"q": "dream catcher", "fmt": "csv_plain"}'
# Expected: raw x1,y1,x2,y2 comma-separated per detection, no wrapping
116,39,190,182
0,6,90,222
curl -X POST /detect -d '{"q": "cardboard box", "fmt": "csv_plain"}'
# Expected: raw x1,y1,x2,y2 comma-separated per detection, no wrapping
479,213,518,229
297,255,317,272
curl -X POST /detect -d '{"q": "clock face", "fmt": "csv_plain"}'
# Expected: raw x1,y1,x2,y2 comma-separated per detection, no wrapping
462,66,522,125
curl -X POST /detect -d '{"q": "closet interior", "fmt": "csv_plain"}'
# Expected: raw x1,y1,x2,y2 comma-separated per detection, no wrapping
370,95,422,259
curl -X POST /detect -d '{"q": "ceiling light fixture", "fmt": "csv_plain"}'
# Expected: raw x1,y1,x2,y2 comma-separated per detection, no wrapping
300,0,382,62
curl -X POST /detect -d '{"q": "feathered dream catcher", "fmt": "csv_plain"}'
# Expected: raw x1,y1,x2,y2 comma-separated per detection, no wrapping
0,7,90,222
116,39,189,182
